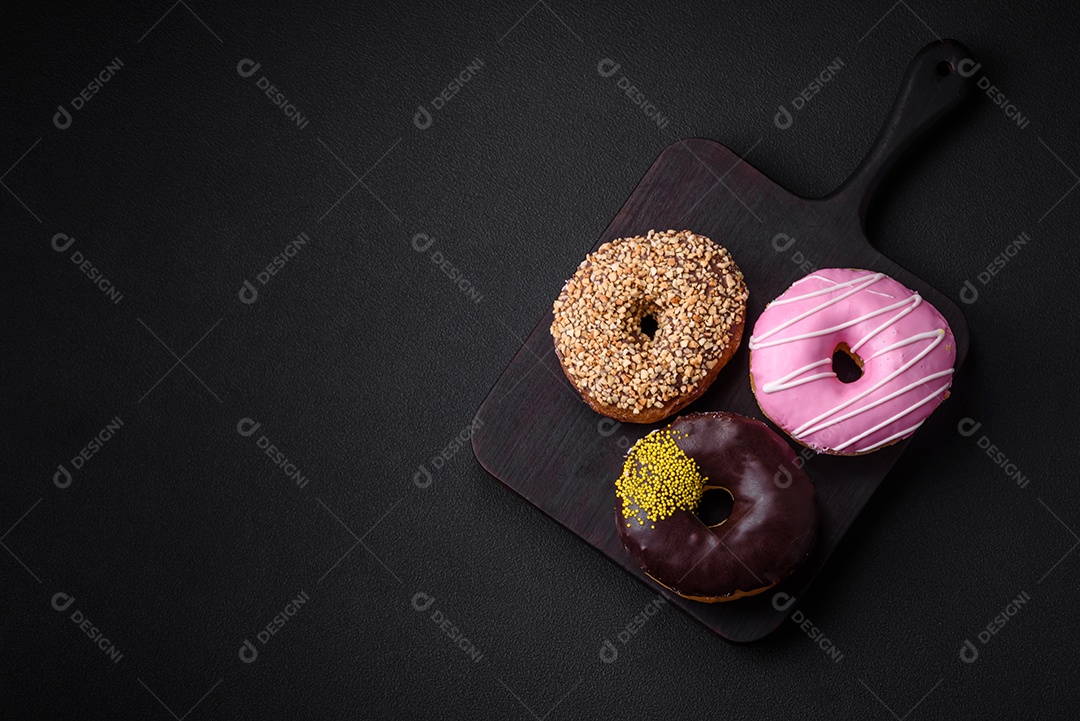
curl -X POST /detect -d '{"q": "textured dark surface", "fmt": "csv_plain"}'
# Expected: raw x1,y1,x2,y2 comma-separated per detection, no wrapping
2,1,1078,719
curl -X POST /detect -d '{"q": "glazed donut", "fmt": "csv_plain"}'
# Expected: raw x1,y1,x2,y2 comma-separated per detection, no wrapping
749,268,956,455
551,229,747,424
616,412,818,602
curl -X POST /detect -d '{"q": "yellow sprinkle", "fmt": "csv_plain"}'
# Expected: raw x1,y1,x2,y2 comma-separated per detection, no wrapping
615,428,704,525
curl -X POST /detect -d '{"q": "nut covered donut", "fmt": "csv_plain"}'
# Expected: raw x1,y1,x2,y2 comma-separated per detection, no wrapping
749,268,956,455
551,230,747,423
616,412,818,603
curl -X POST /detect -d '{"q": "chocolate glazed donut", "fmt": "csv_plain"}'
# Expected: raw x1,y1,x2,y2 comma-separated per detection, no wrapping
616,412,818,602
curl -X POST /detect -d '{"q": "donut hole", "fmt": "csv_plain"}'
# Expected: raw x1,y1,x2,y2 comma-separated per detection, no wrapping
832,343,864,384
640,313,659,339
698,486,734,528
632,301,663,342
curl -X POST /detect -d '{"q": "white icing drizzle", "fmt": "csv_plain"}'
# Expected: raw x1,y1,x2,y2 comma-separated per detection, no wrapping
768,272,883,307
833,381,953,452
797,368,954,437
750,295,919,351
760,359,835,393
863,328,940,361
850,296,922,353
855,420,928,453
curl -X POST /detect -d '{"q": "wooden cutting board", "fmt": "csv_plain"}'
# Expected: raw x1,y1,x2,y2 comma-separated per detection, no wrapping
472,40,974,642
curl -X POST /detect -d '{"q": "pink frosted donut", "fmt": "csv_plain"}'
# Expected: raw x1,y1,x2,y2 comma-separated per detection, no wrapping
749,268,955,455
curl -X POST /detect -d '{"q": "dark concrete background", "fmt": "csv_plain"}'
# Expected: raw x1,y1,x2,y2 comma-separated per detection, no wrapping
3,1,1077,718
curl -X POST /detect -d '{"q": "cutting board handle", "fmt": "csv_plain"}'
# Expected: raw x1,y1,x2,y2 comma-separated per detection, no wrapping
826,39,975,222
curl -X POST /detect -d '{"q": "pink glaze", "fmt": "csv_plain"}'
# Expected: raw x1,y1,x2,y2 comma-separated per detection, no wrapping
749,268,956,454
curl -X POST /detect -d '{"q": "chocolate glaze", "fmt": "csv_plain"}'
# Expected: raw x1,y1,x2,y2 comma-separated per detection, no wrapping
617,412,818,602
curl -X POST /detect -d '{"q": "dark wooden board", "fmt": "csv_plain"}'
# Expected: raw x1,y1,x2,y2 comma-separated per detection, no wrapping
472,41,974,642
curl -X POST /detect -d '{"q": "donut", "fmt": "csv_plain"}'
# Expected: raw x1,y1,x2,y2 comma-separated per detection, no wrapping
615,412,818,602
550,229,748,423
749,268,956,455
